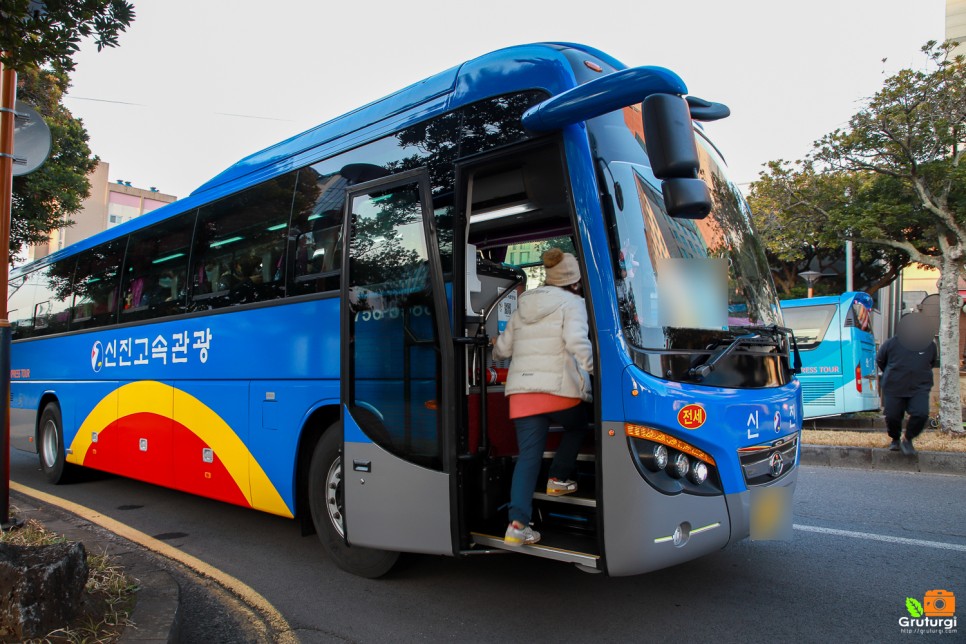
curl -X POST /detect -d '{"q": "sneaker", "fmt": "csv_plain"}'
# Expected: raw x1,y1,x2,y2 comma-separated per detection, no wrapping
900,439,917,456
888,440,901,452
547,478,578,496
504,521,540,546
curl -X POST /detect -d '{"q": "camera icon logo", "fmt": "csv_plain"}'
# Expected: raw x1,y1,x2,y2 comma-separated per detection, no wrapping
924,589,956,617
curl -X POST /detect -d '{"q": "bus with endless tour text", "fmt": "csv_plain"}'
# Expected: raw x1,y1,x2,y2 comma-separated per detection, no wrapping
780,292,879,419
8,43,803,578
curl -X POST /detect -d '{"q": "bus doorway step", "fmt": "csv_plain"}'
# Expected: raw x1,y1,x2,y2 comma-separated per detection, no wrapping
470,531,599,569
532,491,596,507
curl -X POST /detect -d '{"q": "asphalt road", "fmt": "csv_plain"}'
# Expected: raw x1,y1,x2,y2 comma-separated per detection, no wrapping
8,450,965,643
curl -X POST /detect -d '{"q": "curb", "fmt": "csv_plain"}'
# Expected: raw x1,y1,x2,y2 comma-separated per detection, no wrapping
803,418,887,432
800,444,966,475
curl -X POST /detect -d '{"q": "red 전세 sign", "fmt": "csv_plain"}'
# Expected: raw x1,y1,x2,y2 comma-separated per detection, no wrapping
677,404,706,430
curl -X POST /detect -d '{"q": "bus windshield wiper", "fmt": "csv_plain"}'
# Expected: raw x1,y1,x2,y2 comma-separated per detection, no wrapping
719,324,803,375
688,333,759,381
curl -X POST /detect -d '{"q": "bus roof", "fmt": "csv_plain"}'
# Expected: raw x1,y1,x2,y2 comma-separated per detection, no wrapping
13,42,624,278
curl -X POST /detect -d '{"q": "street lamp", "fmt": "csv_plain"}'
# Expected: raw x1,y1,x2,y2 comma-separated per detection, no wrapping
798,270,823,298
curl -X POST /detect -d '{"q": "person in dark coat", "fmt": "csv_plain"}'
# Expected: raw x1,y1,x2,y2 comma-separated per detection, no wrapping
876,313,938,456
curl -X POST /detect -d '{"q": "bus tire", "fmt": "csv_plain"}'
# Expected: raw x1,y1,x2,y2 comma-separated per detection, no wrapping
308,426,399,578
38,402,73,485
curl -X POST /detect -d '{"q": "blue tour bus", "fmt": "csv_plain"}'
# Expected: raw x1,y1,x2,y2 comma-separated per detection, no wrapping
8,43,802,577
780,292,879,419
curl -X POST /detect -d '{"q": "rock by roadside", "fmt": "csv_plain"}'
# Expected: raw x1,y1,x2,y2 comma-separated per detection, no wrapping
0,540,88,640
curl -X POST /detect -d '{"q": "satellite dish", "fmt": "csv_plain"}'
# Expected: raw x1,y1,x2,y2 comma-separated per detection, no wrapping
11,101,52,177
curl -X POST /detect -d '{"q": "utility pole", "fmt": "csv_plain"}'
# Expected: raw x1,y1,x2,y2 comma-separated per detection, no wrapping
0,57,16,528
845,240,854,292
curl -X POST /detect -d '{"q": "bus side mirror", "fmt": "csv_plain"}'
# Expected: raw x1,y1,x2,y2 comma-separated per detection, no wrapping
661,178,713,219
642,94,711,219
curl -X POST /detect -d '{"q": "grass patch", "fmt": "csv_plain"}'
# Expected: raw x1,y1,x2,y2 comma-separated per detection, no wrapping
803,429,966,453
0,515,139,643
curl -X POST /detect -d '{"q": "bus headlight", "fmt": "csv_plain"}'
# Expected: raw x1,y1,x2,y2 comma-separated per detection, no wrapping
625,424,722,496
667,452,690,479
641,443,669,471
688,460,709,485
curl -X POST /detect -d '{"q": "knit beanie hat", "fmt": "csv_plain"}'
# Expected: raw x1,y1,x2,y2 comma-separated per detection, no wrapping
543,248,581,286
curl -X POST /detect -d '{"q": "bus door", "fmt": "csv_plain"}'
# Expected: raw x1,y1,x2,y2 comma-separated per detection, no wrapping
340,169,455,555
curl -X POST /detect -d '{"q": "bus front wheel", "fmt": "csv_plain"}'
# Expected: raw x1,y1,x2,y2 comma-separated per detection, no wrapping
308,426,399,578
38,402,73,484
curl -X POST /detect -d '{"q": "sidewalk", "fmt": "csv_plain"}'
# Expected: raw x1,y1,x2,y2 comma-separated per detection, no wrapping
9,489,268,642
800,414,966,475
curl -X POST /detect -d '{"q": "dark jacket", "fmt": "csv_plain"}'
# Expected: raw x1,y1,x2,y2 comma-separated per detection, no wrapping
876,336,937,396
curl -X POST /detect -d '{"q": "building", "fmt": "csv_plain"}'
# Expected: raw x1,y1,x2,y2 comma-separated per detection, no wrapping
949,0,966,56
27,160,176,260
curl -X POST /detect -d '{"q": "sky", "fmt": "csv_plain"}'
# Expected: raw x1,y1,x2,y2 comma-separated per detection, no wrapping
60,0,946,200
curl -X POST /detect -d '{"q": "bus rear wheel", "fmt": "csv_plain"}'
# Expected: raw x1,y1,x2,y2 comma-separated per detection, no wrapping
308,426,399,578
38,402,73,484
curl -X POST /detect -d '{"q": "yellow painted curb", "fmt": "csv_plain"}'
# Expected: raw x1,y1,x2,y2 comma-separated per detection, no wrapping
11,482,297,644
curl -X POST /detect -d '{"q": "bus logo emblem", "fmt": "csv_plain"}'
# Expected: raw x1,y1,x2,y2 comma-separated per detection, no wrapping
91,341,103,373
773,411,781,433
769,452,784,477
677,404,706,430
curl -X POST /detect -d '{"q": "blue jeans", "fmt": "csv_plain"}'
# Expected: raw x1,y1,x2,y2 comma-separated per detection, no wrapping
508,404,587,525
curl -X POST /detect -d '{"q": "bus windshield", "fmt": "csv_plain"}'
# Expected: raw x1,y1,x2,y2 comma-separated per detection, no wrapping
587,109,781,352
781,304,837,350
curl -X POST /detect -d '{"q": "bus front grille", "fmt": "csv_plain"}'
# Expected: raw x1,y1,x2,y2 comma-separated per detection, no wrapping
737,435,798,487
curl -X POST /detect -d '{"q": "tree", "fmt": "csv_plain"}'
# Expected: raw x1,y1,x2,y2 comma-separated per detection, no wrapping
0,0,135,72
811,40,966,434
10,66,97,258
749,161,913,297
1,1,136,260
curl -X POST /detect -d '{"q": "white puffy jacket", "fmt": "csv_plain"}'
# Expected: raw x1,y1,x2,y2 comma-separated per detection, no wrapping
492,286,594,401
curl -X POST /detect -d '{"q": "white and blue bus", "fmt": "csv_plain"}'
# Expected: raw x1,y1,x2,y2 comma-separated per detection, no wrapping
781,292,879,419
9,43,801,577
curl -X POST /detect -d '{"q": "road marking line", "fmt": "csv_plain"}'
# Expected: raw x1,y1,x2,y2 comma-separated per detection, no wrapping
794,523,966,552
11,482,297,643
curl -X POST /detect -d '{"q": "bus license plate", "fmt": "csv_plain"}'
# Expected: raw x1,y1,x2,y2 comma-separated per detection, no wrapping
750,485,792,540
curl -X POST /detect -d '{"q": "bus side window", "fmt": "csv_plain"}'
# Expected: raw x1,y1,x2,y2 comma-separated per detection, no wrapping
288,164,346,297
848,300,873,334
71,239,126,330
189,173,297,310
8,273,35,340
120,214,193,322
28,260,75,337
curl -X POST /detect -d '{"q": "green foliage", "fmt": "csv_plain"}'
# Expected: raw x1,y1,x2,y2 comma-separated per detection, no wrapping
811,40,966,265
748,161,910,296
906,597,924,618
753,39,966,434
0,0,135,72
751,40,966,300
11,66,97,258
